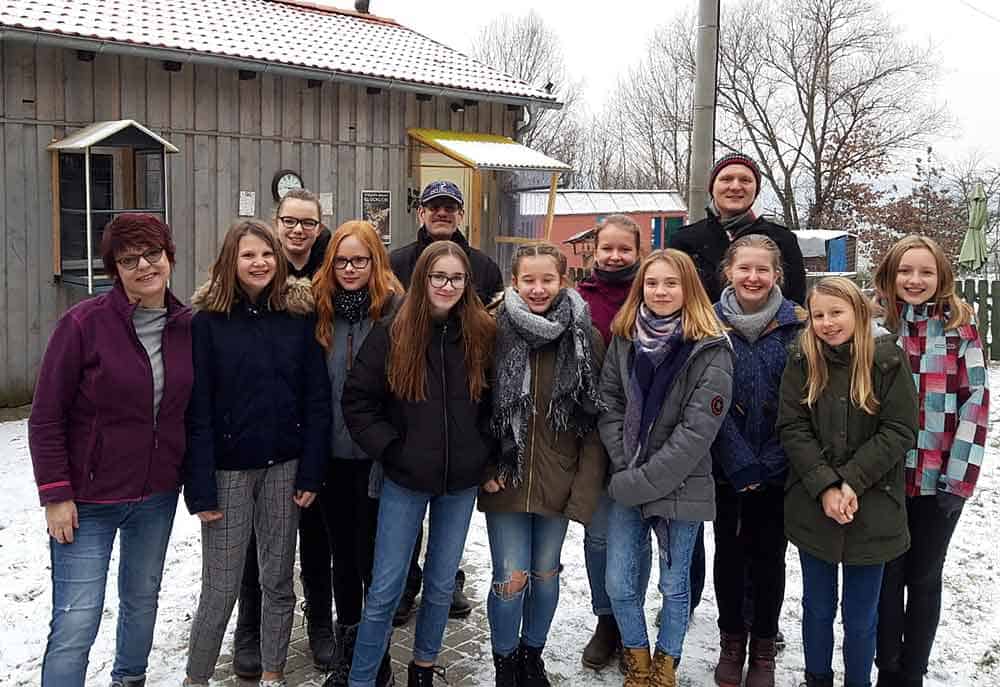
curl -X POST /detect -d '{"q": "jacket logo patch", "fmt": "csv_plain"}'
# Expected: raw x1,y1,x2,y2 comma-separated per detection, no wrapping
711,395,724,416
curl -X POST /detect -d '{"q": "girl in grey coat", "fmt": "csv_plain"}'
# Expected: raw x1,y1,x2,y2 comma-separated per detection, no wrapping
598,249,734,686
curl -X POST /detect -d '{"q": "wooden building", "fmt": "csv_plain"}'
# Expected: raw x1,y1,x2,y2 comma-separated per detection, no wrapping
0,0,567,405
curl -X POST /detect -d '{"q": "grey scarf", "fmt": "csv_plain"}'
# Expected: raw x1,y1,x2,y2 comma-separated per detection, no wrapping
719,284,784,343
492,287,606,486
708,199,757,239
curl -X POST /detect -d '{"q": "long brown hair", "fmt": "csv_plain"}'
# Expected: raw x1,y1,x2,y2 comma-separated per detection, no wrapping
313,221,404,350
199,220,287,313
610,249,724,340
388,241,496,401
873,235,973,333
800,277,879,414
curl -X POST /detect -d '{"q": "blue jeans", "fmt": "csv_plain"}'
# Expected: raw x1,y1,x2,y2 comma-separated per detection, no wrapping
606,501,701,657
485,512,569,655
584,491,651,616
799,550,884,687
41,491,179,687
348,478,477,687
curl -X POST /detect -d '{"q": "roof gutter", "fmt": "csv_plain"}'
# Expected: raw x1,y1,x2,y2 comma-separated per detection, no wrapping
0,27,563,110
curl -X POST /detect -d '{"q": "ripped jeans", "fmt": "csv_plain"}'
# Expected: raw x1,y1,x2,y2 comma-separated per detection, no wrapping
485,512,569,656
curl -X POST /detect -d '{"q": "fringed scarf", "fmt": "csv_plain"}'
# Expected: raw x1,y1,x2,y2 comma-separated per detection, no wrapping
492,287,606,486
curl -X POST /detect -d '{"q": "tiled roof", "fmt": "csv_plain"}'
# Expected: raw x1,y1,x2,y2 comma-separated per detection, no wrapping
520,190,688,216
0,0,558,105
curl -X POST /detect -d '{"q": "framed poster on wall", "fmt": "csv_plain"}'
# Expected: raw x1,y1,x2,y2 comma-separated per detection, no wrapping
361,190,391,245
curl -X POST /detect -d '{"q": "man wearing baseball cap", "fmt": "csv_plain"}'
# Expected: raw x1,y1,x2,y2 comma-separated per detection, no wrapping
386,180,504,627
669,153,806,305
390,180,504,304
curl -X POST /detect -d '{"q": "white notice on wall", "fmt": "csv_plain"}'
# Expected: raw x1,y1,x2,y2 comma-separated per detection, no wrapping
320,192,334,216
238,191,256,217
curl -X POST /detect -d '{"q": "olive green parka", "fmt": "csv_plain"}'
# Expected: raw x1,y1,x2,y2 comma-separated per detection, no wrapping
777,336,918,566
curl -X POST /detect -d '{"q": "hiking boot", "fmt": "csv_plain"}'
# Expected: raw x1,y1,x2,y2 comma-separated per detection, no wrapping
232,593,262,679
714,631,748,686
746,636,776,687
622,646,652,687
449,569,473,619
801,673,834,687
650,649,677,687
518,643,551,687
110,678,145,687
406,661,446,687
322,623,358,687
303,601,337,670
393,587,419,627
493,651,519,687
581,614,621,670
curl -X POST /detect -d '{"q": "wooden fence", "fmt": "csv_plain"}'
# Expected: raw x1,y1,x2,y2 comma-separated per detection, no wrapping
956,279,1000,362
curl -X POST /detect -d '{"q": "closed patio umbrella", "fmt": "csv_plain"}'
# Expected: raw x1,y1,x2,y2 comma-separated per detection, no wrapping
958,181,989,274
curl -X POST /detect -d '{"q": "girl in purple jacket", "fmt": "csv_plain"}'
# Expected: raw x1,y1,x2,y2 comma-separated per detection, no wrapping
29,214,193,687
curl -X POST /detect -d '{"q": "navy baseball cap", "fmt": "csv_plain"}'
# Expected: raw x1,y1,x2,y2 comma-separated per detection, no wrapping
419,180,464,207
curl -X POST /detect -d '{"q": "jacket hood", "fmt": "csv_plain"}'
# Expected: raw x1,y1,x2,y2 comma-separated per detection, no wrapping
190,276,315,315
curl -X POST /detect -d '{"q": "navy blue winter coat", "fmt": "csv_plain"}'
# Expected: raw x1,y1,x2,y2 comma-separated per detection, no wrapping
710,298,804,490
184,278,332,514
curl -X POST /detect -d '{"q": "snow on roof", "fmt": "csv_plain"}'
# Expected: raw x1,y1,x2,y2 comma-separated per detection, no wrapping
520,190,687,216
409,129,571,172
0,0,558,105
47,120,179,152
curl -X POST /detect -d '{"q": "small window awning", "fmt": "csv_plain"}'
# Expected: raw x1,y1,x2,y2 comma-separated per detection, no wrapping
47,120,179,153
408,128,571,172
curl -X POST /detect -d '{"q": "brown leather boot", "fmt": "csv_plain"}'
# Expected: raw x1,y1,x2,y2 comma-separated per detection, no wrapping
746,636,777,687
650,649,677,687
622,646,652,687
714,631,748,686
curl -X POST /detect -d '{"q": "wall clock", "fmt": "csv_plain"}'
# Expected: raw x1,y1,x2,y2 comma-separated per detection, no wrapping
272,169,304,201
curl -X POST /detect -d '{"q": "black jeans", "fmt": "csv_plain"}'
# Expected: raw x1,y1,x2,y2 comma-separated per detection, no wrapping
877,495,962,679
319,458,380,626
238,489,333,628
712,482,787,638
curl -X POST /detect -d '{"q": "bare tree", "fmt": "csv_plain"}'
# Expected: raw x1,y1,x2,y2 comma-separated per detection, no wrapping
714,0,948,229
470,11,585,170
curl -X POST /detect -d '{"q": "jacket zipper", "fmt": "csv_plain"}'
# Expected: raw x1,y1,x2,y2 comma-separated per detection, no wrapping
347,328,355,371
126,309,162,497
440,323,450,494
526,350,539,511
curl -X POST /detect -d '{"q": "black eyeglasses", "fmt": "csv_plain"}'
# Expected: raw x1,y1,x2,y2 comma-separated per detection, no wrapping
333,256,371,270
278,216,321,231
428,272,467,289
116,248,164,271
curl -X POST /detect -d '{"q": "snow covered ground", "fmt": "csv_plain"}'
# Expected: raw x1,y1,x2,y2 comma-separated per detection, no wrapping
1,369,999,686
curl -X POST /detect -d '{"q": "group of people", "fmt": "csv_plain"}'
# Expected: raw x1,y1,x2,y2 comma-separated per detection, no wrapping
27,153,988,687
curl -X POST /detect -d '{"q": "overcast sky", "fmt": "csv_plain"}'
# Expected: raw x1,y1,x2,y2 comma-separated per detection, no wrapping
324,0,999,166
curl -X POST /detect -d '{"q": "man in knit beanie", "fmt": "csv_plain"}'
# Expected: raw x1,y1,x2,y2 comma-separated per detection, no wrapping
669,152,806,304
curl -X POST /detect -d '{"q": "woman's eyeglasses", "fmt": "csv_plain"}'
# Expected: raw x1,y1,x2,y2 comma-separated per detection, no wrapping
278,216,321,231
428,272,467,289
333,256,371,270
116,248,164,271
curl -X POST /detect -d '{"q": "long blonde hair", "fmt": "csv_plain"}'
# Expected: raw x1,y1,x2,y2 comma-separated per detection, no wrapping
873,235,973,333
610,249,724,340
313,221,403,350
800,277,879,415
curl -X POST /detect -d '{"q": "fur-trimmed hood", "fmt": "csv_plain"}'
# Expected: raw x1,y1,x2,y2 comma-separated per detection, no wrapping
190,276,315,315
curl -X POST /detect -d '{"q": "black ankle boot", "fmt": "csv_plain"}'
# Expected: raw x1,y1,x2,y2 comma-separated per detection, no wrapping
393,587,419,627
232,592,262,679
582,614,621,670
493,651,518,687
518,643,551,687
406,661,445,687
449,569,472,619
323,623,358,687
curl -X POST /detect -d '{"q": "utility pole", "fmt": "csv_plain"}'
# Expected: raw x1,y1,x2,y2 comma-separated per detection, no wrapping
688,0,721,222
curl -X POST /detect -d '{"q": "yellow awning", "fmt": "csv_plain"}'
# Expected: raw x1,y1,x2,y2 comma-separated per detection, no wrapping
408,128,571,172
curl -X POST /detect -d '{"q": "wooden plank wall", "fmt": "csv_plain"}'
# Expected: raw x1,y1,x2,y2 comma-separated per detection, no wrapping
0,41,515,405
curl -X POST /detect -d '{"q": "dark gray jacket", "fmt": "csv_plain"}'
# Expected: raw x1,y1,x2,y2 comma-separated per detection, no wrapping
599,332,734,522
328,293,402,460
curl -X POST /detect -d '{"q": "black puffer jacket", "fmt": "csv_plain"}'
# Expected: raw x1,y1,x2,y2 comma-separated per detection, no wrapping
390,227,504,304
342,317,496,495
668,214,807,305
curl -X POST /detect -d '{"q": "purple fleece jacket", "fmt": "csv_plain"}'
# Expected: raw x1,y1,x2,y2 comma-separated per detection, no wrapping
576,273,634,345
28,283,193,506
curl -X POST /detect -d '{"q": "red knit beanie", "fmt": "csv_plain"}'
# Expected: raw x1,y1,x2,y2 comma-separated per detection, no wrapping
708,153,762,198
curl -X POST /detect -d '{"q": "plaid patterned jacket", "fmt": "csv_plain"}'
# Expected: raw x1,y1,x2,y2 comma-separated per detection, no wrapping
895,304,990,498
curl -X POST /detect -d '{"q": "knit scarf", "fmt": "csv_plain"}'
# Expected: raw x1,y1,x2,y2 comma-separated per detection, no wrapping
334,288,370,324
492,287,606,486
719,284,784,343
592,261,640,284
708,199,757,239
623,305,685,464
